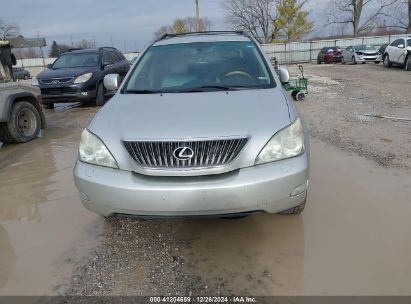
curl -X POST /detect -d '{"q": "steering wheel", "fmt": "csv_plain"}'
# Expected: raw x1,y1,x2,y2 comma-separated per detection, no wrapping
225,70,253,80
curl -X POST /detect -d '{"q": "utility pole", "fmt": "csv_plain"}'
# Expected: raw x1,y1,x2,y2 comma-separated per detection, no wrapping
36,31,46,69
195,0,200,32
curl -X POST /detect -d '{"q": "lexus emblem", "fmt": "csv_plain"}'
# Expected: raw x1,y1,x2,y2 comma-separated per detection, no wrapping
51,80,59,84
173,147,194,161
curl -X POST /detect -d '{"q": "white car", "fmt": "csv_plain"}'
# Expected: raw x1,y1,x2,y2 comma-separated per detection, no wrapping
383,37,411,71
341,45,382,64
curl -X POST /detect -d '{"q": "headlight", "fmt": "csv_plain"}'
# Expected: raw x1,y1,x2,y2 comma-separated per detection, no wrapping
79,129,118,168
32,77,39,86
74,72,92,84
255,118,305,165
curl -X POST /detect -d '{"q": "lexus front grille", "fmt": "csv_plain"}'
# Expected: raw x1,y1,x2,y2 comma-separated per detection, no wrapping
123,138,248,169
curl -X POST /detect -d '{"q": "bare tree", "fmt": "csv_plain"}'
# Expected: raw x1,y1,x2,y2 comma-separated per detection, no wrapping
153,17,212,39
387,0,411,32
77,39,95,49
0,20,20,39
327,0,398,37
183,17,212,32
222,0,278,43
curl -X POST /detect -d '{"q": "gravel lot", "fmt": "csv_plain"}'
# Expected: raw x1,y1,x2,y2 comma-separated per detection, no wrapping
0,63,410,297
290,63,411,169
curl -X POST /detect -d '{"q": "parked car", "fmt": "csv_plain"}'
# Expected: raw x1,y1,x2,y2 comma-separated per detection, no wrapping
341,45,382,64
33,47,130,109
383,37,411,71
12,67,31,80
73,31,310,218
317,46,343,64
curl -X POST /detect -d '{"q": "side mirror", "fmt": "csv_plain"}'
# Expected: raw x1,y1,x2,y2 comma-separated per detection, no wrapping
46,64,53,69
104,74,120,91
398,44,405,48
278,66,290,84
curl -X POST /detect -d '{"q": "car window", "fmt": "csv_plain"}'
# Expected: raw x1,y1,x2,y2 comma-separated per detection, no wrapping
124,41,274,93
102,52,113,63
390,39,404,47
116,51,126,61
346,46,352,51
354,45,376,50
407,39,411,47
109,51,121,63
52,53,100,68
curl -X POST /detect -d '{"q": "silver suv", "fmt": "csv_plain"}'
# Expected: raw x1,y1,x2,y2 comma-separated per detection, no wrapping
73,31,309,218
384,37,411,71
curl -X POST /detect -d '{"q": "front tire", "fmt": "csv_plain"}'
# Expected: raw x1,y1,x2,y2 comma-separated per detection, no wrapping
352,56,357,64
317,57,321,64
341,57,345,64
24,75,28,80
405,56,410,71
0,101,41,143
280,199,306,215
384,54,392,67
95,82,105,106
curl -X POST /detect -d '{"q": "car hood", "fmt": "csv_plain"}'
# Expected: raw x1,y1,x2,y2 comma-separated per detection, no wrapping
89,88,293,175
36,67,96,79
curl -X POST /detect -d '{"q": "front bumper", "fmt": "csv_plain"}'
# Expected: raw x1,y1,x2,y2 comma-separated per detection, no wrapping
73,153,309,217
331,56,342,62
39,84,96,103
356,55,382,62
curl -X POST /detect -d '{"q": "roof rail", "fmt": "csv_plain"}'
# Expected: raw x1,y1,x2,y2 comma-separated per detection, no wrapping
68,48,83,52
158,31,249,41
99,46,116,51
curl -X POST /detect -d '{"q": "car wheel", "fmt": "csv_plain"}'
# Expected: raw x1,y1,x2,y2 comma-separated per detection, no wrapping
362,62,366,64
341,57,345,64
375,61,380,64
384,54,392,67
280,198,306,215
43,103,54,110
95,82,105,106
24,75,28,80
352,56,357,64
0,101,41,143
317,57,321,64
405,56,410,71
295,91,305,101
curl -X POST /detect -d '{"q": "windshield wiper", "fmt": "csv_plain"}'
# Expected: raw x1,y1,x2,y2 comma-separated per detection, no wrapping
122,89,161,94
180,85,243,92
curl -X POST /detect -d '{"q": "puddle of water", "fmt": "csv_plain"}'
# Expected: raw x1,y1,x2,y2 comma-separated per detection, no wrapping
177,140,411,295
0,128,100,295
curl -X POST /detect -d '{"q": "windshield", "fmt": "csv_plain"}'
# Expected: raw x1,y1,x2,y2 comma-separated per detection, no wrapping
123,41,274,93
52,53,100,69
408,39,411,46
355,45,376,50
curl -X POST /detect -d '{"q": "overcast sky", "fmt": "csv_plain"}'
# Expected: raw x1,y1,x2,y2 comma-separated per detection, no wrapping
2,0,333,52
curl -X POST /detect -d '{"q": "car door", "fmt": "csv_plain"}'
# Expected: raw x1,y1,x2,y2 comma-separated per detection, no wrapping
388,39,403,63
344,46,353,62
396,39,407,64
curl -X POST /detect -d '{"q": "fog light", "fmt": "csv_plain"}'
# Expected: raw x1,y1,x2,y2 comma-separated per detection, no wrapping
290,182,307,197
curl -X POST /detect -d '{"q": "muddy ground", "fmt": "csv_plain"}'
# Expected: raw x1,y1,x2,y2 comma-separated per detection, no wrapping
0,63,410,296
